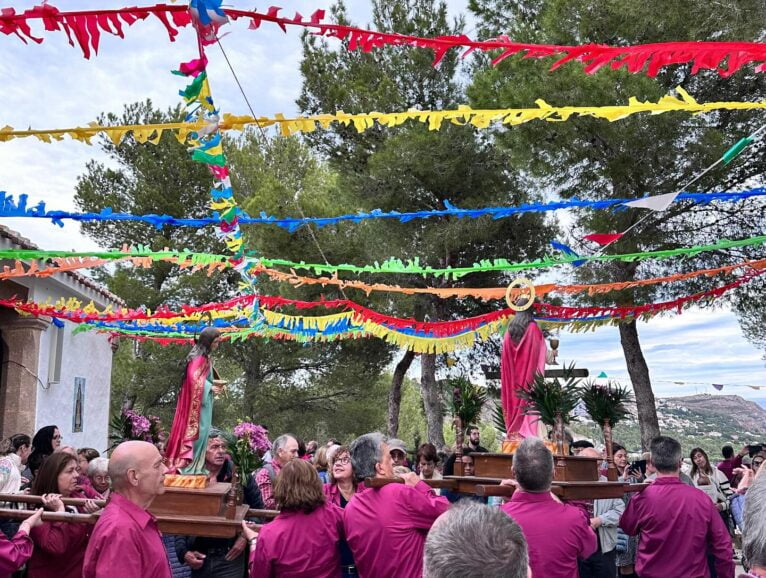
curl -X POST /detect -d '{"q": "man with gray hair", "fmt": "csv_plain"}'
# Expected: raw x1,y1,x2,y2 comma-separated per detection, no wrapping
344,432,449,578
742,466,766,576
424,501,530,578
176,429,250,577
501,437,596,578
253,433,298,509
620,435,733,578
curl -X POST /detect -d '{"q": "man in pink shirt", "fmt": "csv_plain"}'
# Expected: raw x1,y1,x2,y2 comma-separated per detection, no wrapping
83,441,171,578
620,435,734,578
718,445,748,485
254,434,298,510
501,437,596,578
343,432,449,578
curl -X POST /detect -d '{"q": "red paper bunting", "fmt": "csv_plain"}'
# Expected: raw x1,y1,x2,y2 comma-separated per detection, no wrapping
583,233,625,245
3,4,765,77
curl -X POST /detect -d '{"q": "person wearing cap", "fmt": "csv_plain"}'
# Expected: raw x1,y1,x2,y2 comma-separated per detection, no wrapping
388,439,408,468
344,433,449,578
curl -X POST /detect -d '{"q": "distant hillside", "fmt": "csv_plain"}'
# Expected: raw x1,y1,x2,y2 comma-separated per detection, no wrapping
571,394,766,456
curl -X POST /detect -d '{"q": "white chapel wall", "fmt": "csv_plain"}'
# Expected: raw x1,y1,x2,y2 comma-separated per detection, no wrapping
30,279,114,453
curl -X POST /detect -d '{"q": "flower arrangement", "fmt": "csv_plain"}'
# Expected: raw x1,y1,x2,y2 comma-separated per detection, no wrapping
109,409,165,451
227,421,271,487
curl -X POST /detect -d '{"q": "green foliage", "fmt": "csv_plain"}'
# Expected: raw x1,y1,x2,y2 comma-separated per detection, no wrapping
469,0,766,445
76,101,394,437
448,377,487,426
298,0,558,443
397,377,430,451
580,381,634,428
517,365,582,426
491,400,507,436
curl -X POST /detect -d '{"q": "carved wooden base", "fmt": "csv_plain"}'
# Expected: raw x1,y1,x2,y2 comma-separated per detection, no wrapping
150,483,249,538
471,452,599,482
163,474,209,489
152,483,229,517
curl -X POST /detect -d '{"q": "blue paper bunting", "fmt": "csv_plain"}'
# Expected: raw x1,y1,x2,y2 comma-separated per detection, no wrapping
0,188,764,232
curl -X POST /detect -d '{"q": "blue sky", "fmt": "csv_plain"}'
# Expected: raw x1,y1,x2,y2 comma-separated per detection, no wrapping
1,1,764,400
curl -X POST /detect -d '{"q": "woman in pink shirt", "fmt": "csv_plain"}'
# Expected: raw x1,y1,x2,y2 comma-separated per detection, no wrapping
0,508,43,578
28,453,99,578
243,459,344,577
324,445,364,507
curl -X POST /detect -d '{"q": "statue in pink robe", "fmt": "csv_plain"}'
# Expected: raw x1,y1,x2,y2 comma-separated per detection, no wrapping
501,307,547,438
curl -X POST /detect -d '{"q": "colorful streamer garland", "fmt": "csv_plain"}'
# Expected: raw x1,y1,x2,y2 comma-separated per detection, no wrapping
4,268,760,353
1,231,766,280
256,258,766,300
1,188,764,231
2,4,765,77
3,88,766,143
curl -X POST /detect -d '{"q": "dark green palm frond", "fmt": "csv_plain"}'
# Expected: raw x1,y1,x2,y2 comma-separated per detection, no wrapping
492,401,507,434
580,381,634,427
449,377,487,426
517,364,582,427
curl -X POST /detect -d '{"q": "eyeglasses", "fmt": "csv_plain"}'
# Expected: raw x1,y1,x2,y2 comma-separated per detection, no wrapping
333,457,351,465
52,435,62,440
753,460,764,467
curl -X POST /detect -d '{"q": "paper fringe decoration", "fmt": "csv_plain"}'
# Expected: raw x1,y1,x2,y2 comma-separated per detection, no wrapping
3,248,763,304
255,234,766,279
255,258,766,300
2,188,765,231
1,232,765,280
3,4,766,77
4,88,766,143
3,268,761,353
0,4,191,59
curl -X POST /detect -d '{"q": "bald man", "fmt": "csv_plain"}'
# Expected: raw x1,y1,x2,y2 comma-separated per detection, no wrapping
83,441,171,578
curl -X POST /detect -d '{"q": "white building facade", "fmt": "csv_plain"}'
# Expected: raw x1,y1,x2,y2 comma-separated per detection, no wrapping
0,226,122,451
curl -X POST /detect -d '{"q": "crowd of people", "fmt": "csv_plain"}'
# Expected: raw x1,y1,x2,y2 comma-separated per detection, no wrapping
0,423,763,577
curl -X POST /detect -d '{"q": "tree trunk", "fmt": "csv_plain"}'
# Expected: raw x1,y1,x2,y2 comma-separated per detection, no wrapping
420,353,446,450
618,320,660,450
387,349,417,437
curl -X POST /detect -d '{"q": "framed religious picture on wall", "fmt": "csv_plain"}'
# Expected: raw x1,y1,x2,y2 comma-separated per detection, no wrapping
72,377,85,433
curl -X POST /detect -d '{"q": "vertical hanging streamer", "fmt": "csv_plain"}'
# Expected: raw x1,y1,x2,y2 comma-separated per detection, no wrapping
180,0,263,325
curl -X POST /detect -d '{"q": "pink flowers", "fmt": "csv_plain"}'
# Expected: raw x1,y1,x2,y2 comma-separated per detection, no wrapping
121,410,165,443
233,422,270,454
124,410,151,438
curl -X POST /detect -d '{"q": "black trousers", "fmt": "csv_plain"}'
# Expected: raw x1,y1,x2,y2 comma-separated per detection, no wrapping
578,544,617,578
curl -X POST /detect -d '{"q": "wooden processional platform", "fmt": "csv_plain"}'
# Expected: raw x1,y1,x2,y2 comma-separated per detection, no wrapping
150,482,250,538
447,453,645,499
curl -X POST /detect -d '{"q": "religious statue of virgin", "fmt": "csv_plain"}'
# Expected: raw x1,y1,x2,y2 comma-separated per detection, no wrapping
164,327,224,475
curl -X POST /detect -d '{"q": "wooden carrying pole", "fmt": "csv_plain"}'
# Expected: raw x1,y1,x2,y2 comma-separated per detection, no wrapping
0,494,106,509
0,494,259,538
0,507,258,533
363,477,457,490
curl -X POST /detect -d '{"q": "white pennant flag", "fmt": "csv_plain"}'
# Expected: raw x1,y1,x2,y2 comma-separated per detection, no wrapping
622,192,679,212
